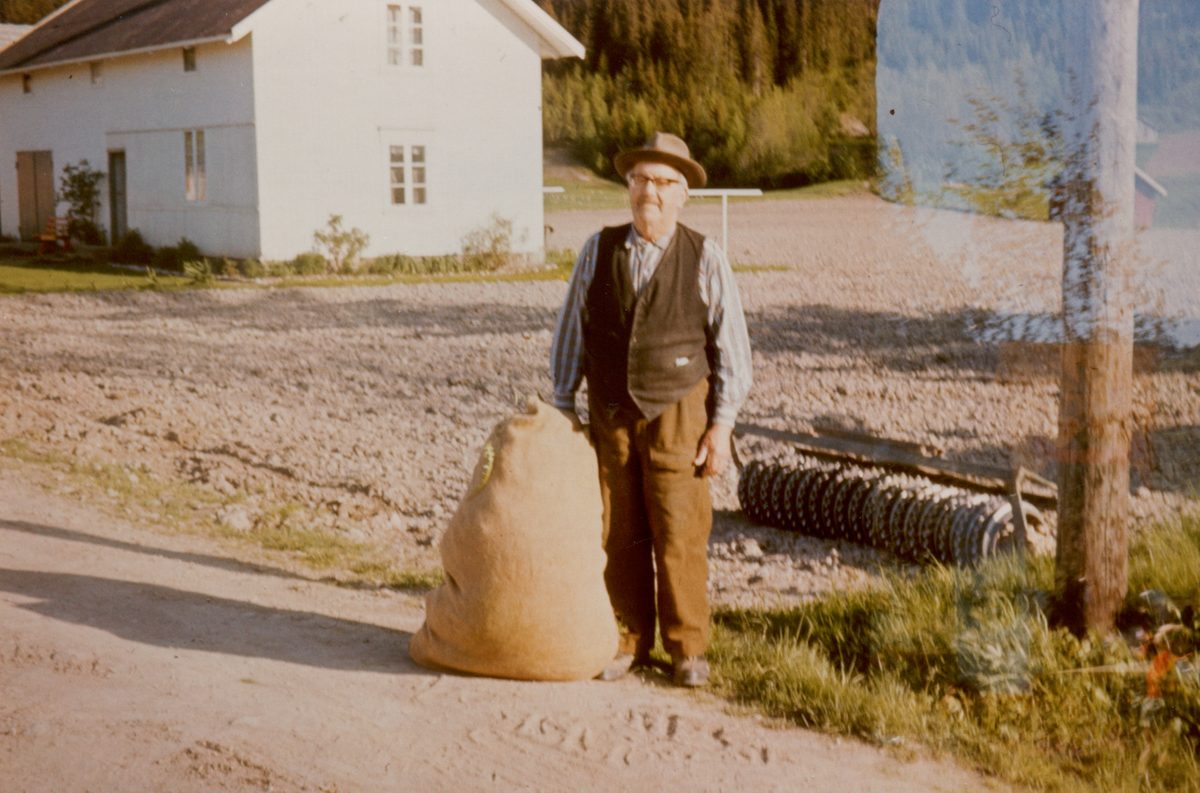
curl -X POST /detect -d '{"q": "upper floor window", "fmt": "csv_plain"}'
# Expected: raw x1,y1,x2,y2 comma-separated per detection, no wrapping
90,62,103,85
389,145,426,204
185,130,206,201
22,73,31,94
387,5,423,67
183,47,196,72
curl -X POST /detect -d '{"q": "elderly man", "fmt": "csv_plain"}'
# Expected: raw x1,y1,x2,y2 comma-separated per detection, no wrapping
550,132,753,687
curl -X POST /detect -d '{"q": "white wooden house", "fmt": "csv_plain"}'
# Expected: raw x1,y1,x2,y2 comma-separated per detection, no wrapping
0,0,582,260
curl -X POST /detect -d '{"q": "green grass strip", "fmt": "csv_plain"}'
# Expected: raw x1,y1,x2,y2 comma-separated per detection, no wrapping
710,516,1200,792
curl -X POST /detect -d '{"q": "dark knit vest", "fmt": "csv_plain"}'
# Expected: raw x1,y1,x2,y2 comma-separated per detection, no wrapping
582,223,712,421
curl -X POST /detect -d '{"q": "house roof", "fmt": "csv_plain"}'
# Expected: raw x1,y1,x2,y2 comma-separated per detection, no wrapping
0,0,582,73
0,23,32,52
0,0,273,72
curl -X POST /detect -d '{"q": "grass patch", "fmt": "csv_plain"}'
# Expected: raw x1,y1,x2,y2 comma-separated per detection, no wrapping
0,256,575,294
543,178,629,211
0,437,442,591
0,257,190,293
710,517,1200,792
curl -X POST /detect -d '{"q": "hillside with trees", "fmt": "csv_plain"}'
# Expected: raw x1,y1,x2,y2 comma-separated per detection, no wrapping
536,0,880,187
0,0,63,25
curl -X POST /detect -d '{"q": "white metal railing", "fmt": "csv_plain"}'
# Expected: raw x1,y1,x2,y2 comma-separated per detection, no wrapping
543,185,763,254
688,188,763,254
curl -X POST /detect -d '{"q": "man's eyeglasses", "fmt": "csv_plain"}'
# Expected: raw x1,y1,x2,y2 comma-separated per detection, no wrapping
627,174,683,191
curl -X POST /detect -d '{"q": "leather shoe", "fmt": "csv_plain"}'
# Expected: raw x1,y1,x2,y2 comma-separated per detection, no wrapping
597,653,638,681
672,655,710,687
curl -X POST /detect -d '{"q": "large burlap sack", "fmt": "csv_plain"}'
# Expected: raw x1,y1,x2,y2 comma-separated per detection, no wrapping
408,396,617,680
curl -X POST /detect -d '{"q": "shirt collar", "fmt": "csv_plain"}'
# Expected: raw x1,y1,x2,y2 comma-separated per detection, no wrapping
625,224,675,252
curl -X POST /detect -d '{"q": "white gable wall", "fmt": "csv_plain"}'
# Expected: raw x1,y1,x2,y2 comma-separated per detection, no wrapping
248,0,546,261
0,39,259,256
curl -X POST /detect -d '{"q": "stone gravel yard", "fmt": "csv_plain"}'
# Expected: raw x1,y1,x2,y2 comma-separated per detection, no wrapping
2,192,1198,606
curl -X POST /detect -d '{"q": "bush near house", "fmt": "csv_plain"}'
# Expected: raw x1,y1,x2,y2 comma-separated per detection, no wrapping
152,238,201,272
291,252,328,276
237,259,266,278
111,230,154,265
368,253,480,276
57,159,107,245
461,213,523,271
313,214,369,274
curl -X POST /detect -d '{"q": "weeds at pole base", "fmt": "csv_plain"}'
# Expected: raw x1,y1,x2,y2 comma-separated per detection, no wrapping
709,516,1200,792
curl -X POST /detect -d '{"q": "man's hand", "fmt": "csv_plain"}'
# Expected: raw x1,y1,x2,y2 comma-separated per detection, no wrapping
693,422,733,478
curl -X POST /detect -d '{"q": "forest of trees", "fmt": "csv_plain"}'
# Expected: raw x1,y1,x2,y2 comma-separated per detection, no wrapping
0,0,61,25
8,0,1195,196
536,0,880,187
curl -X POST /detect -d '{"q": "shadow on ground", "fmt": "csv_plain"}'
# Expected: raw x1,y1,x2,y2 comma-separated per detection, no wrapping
747,304,1197,375
0,565,424,674
0,518,428,674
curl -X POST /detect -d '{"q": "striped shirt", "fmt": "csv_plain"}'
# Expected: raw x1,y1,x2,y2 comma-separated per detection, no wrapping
550,225,753,427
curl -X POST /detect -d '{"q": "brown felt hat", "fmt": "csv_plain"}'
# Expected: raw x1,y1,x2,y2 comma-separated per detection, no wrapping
614,131,707,189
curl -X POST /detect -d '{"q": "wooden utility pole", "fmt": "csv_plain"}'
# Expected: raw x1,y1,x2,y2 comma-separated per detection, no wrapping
1054,0,1140,636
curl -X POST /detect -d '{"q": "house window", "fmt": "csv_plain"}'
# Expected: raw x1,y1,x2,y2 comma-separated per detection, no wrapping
386,5,423,67
389,145,426,205
90,62,103,85
183,47,196,72
410,7,423,66
22,73,31,93
185,130,206,201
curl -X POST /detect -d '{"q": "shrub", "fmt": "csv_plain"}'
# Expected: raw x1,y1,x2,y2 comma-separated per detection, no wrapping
57,159,106,245
177,238,201,261
70,220,106,246
368,253,481,275
462,214,524,271
183,258,216,286
313,214,369,274
152,238,201,272
265,260,295,277
237,259,266,278
111,230,154,265
292,252,327,275
546,247,577,277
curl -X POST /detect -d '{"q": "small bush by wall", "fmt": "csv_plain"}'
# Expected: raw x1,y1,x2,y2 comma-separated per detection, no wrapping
461,214,524,271
111,230,154,265
292,252,328,276
151,238,201,272
368,253,481,276
265,260,294,278
238,259,266,278
313,215,369,274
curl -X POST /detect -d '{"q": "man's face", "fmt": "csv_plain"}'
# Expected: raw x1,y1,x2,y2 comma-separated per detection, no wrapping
627,161,688,241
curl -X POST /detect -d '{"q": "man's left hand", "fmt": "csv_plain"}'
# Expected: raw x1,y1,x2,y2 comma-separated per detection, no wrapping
693,423,733,478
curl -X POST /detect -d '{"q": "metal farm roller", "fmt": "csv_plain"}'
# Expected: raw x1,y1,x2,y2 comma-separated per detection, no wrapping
733,424,1055,566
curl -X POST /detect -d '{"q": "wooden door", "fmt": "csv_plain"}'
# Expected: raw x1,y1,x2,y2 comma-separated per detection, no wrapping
108,150,127,243
16,150,54,241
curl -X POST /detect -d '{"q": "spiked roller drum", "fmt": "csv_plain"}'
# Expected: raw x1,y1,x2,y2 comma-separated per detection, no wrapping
738,458,1042,565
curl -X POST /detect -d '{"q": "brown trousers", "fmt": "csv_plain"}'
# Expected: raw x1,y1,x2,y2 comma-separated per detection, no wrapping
588,379,712,660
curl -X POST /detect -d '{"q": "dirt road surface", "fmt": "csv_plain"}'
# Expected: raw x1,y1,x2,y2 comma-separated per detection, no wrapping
1,470,1006,792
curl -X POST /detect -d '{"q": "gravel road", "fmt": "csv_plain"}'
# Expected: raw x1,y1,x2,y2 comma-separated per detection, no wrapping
2,193,1198,606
